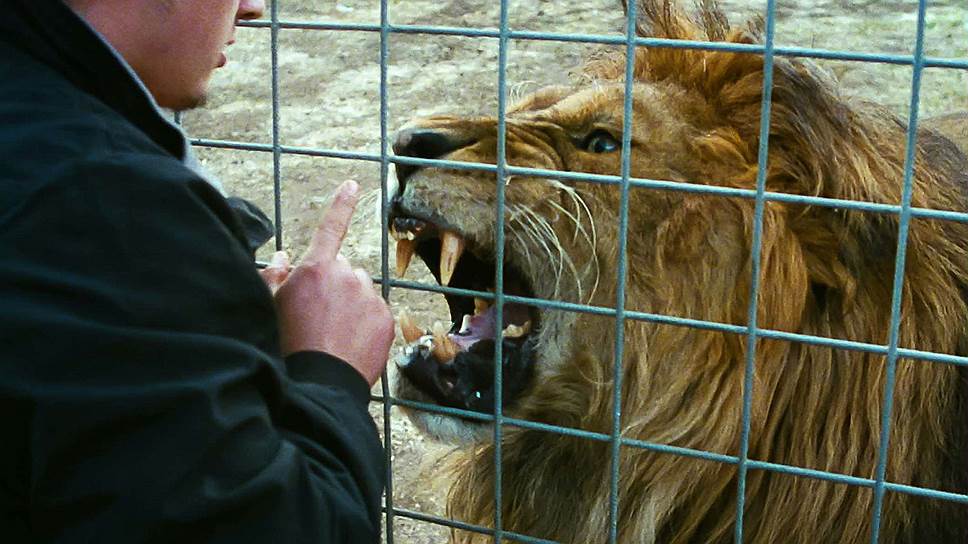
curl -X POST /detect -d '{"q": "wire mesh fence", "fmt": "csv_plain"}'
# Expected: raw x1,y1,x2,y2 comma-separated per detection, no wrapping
181,0,968,542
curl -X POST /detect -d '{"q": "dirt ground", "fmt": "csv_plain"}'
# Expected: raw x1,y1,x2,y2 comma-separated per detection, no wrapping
179,1,966,541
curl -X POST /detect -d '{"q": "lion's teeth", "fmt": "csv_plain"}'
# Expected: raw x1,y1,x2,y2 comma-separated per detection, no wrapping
391,222,420,241
398,311,425,344
439,231,465,287
431,331,460,363
501,321,532,339
431,321,450,337
474,298,490,315
459,314,473,334
395,238,416,278
428,321,459,363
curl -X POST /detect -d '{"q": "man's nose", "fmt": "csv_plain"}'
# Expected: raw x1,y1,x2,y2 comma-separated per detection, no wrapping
237,0,266,21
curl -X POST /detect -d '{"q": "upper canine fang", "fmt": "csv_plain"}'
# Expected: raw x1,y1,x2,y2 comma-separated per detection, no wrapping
440,231,465,286
396,238,416,278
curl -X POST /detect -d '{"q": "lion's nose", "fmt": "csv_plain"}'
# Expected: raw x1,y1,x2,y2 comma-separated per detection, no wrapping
392,128,468,190
393,128,463,159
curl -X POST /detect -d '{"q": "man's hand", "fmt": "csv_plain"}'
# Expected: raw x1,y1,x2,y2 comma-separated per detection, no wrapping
260,250,290,294
273,180,394,386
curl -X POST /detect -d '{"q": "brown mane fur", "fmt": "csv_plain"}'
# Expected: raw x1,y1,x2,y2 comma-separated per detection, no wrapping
392,1,968,541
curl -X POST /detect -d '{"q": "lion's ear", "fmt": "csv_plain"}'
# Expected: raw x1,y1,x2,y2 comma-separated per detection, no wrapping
625,0,740,42
625,0,764,94
624,0,698,41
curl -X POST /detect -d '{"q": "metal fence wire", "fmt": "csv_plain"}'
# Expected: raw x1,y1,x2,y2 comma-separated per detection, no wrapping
180,1,968,542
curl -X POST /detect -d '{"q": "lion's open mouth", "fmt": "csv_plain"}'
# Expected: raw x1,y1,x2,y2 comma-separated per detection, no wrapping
391,214,538,415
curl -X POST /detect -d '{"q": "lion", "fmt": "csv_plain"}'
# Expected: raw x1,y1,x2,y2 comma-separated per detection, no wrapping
386,1,968,542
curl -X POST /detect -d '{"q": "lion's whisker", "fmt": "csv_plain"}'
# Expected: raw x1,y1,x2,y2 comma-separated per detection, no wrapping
529,208,584,303
545,181,602,304
513,205,564,299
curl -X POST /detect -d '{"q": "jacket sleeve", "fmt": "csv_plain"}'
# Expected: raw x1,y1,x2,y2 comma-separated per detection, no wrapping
0,153,385,543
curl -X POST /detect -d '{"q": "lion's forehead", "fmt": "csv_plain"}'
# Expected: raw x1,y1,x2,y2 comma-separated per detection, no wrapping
516,84,663,128
403,83,677,147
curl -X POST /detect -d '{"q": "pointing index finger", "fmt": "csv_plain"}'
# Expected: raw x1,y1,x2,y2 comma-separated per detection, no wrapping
303,180,360,264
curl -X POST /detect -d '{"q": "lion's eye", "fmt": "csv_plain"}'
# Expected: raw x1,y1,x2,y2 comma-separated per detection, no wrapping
582,130,621,153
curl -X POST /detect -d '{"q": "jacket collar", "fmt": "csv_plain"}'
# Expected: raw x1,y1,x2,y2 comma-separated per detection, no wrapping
2,0,186,160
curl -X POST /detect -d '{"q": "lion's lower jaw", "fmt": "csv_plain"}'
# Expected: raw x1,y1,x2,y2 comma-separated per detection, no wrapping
390,311,579,445
404,408,490,444
389,364,491,444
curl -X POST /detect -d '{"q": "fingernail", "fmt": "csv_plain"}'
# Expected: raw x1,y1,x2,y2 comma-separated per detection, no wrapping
339,180,359,198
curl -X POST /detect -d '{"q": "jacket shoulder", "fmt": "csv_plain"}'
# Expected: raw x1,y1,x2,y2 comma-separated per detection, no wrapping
2,45,169,159
0,44,180,209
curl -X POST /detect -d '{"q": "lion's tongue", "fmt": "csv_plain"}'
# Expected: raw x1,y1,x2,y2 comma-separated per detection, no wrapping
451,309,496,350
450,303,531,350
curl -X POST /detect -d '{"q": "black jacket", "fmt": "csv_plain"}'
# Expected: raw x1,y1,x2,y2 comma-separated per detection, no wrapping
0,1,385,542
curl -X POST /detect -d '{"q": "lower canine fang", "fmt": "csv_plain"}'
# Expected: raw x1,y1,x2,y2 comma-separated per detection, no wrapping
399,311,425,343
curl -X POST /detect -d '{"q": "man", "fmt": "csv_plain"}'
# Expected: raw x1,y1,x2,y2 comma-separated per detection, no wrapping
0,0,395,542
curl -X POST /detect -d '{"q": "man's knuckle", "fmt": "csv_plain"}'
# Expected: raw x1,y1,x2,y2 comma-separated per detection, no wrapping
285,265,320,289
338,270,359,290
301,262,325,277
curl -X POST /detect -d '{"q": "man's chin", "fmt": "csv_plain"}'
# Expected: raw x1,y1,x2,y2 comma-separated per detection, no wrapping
168,93,208,112
155,84,210,112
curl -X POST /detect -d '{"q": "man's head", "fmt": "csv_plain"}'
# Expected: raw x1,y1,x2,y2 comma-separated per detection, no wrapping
67,0,265,110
